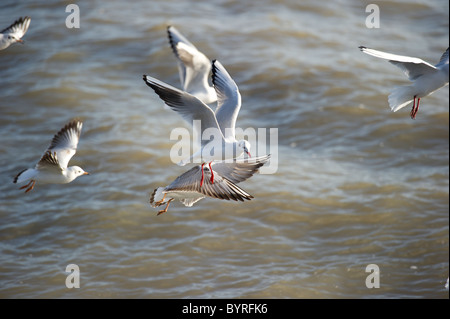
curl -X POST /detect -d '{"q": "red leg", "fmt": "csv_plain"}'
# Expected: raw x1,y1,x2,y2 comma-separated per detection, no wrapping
157,198,174,215
154,193,167,206
19,180,33,190
414,98,420,119
209,162,214,184
25,180,35,193
410,96,420,119
410,96,416,119
200,163,205,187
20,180,35,193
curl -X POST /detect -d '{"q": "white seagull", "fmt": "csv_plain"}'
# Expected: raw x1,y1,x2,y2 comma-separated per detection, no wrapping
143,59,251,186
167,25,217,104
150,155,270,215
359,46,449,119
0,16,31,50
13,120,89,193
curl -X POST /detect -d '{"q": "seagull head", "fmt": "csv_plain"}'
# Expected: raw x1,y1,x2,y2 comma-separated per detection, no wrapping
67,166,89,182
238,140,251,158
8,35,23,44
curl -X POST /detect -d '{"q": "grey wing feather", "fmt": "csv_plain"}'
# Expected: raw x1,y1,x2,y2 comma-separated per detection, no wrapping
166,165,253,202
435,47,449,68
359,46,437,81
46,120,83,169
36,150,62,171
389,60,438,81
167,25,192,89
211,155,271,184
167,25,212,94
1,16,30,37
143,75,224,146
212,60,242,139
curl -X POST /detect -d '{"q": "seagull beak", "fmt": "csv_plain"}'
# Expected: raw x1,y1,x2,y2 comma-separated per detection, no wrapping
17,39,24,44
245,148,251,158
83,172,90,175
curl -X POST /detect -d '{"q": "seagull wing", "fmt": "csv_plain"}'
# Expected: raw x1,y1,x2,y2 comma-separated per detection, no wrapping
167,25,211,93
167,165,253,202
435,47,449,68
212,60,242,140
1,16,30,39
359,46,438,80
44,120,82,169
143,75,224,147
211,154,271,184
35,150,63,172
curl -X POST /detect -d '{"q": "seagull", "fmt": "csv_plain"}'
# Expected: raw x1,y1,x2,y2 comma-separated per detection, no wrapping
0,16,31,50
13,120,89,193
359,46,449,119
167,25,217,104
150,155,270,215
143,59,251,186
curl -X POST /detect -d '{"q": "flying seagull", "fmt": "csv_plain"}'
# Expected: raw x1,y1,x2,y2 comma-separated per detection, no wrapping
359,46,449,119
0,16,31,50
14,120,89,193
150,155,270,215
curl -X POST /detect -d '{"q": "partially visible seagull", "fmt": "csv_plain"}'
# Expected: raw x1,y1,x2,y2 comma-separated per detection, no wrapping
143,60,251,186
14,120,89,193
167,25,217,104
359,46,449,119
150,155,270,215
0,16,31,50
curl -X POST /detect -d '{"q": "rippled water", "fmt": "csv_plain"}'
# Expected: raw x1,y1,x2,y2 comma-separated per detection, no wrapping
0,0,448,299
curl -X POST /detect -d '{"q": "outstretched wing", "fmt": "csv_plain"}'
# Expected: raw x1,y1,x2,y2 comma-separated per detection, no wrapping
212,60,242,139
435,47,449,68
44,120,83,169
1,16,31,39
167,165,253,202
143,75,224,147
36,150,63,172
359,46,438,81
211,155,271,184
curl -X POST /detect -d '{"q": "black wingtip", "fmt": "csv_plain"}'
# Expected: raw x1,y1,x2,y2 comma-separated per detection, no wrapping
142,75,153,89
359,46,367,50
211,60,218,86
13,169,27,183
167,27,179,58
149,188,157,205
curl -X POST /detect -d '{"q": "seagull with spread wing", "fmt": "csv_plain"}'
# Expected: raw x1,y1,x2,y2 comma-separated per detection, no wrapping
13,120,89,193
150,155,270,215
0,16,31,50
359,46,449,119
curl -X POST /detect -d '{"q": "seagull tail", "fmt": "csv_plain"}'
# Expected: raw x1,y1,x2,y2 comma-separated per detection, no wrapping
150,187,166,207
13,168,34,184
388,86,415,112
